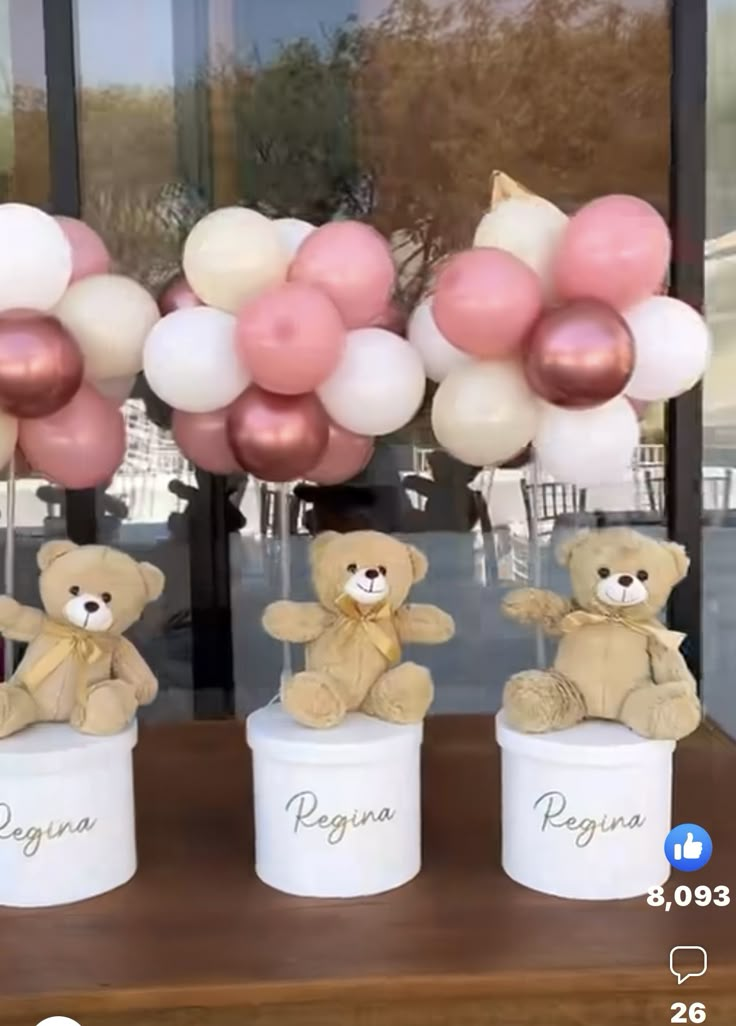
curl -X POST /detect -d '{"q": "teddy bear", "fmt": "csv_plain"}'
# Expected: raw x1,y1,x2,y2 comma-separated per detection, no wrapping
262,529,455,728
501,527,701,741
0,539,165,739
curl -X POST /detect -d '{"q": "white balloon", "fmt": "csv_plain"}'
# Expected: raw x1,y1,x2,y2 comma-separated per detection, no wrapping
431,360,539,466
0,203,72,312
182,206,290,313
317,327,426,435
473,197,567,298
407,299,473,383
535,397,640,487
143,307,250,413
274,217,316,257
54,273,160,378
623,296,711,401
93,375,137,405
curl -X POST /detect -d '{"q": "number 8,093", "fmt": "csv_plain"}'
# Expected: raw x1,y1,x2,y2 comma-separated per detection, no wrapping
647,884,729,908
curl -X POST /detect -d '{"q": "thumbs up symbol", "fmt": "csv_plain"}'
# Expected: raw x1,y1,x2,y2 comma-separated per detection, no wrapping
674,832,704,861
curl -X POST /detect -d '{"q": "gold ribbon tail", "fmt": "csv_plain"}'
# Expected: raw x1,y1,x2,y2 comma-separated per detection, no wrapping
334,594,401,664
559,610,685,652
20,623,104,698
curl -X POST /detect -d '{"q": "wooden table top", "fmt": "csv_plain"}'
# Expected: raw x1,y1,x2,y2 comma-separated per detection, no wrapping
1,716,735,1026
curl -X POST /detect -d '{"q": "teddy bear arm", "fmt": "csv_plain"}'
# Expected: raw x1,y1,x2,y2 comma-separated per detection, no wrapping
112,636,159,705
648,637,698,693
262,600,333,643
502,588,572,636
395,604,455,644
0,596,44,642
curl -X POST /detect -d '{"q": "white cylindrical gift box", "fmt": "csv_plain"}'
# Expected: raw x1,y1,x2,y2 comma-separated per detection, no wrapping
496,711,674,900
247,705,422,898
0,721,138,908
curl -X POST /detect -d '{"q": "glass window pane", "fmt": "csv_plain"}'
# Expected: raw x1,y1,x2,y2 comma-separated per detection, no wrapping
704,0,736,736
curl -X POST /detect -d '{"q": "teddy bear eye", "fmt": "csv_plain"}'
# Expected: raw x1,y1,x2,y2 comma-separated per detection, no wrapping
346,563,357,574
101,592,112,604
378,565,386,576
636,570,648,582
69,586,80,596
597,567,610,579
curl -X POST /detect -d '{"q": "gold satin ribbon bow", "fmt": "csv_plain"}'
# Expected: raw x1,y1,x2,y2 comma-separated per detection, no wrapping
20,620,106,699
334,594,401,664
559,610,686,652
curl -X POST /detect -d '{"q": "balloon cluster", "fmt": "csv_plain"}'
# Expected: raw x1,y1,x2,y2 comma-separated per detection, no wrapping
143,209,426,484
0,204,158,488
409,194,711,487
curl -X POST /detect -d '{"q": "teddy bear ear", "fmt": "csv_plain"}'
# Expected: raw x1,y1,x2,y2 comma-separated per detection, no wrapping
406,544,428,582
661,541,690,582
555,529,591,567
309,531,339,565
37,539,78,571
139,562,165,602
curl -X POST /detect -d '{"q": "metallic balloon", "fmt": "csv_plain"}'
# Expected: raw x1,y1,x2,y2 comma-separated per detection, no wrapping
523,299,635,409
0,316,83,418
227,387,329,482
158,274,203,316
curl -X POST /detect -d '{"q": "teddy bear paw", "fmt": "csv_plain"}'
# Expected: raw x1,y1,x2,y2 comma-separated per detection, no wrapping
503,669,586,733
281,671,346,729
0,684,37,738
71,680,138,735
363,662,433,724
621,682,701,741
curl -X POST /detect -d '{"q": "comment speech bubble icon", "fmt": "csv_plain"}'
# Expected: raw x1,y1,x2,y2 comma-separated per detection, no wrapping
669,946,708,985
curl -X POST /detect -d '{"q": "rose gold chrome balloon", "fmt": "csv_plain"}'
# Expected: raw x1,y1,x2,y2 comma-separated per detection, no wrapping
524,299,634,409
227,387,329,482
0,316,83,418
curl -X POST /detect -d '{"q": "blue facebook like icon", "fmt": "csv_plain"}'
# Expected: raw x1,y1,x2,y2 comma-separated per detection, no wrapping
664,823,713,872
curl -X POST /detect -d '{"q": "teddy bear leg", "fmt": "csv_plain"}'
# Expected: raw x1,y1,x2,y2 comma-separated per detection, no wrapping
281,670,347,729
361,662,434,725
70,680,138,736
619,682,702,741
0,684,39,739
503,669,587,733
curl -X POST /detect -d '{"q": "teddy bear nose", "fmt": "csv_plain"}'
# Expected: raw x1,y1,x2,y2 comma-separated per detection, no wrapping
618,575,633,588
84,600,100,612
365,568,379,580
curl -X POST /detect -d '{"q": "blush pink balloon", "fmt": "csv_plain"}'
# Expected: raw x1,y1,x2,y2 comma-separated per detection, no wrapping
553,195,672,310
432,248,543,358
158,274,203,315
172,407,241,474
55,216,111,283
227,387,329,482
305,421,374,485
235,282,345,395
288,221,395,329
19,383,126,489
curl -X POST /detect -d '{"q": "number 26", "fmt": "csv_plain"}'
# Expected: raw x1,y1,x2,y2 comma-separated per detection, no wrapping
672,1001,706,1023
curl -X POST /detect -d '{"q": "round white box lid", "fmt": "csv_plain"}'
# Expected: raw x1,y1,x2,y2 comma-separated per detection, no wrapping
0,719,138,776
495,710,675,767
247,704,422,765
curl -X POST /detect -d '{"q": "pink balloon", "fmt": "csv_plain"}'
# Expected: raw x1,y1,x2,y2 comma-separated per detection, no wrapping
158,274,203,315
235,282,345,395
227,387,329,482
432,248,543,358
553,195,671,310
305,421,374,484
172,407,241,474
19,383,126,489
288,221,395,329
55,216,111,283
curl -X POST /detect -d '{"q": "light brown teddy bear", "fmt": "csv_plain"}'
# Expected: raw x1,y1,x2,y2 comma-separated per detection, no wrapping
0,540,165,739
502,527,701,741
262,530,455,728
